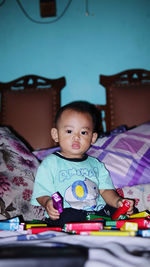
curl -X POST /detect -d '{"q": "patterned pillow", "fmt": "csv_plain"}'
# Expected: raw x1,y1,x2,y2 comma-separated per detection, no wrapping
88,122,150,188
116,184,150,212
0,127,45,221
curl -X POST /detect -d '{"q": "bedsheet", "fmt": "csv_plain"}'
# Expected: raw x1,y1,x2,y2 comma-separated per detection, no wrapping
0,230,150,267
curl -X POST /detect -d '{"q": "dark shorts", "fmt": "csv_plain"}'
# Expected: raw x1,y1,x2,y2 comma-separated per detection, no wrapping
44,204,130,227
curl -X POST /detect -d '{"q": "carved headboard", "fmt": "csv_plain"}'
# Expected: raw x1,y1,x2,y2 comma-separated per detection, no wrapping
97,69,150,132
0,75,66,150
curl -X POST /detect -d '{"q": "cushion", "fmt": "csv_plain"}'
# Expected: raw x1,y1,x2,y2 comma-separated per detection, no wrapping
0,127,45,220
116,184,150,212
87,122,150,188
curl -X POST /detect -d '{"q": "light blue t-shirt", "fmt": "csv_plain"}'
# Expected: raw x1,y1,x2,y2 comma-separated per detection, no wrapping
31,152,115,213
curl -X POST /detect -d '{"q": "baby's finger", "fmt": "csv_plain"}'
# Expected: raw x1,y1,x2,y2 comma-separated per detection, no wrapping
126,206,134,215
47,209,60,220
50,214,60,220
49,208,60,219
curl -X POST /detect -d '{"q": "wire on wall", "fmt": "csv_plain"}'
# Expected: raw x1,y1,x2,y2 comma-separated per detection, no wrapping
0,0,5,7
16,0,72,24
85,0,89,16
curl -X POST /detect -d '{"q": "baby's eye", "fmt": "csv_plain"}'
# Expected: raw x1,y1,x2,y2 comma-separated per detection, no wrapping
81,131,88,135
66,129,72,134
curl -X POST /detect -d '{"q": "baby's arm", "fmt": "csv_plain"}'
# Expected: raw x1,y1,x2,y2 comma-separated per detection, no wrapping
100,189,134,215
37,196,60,220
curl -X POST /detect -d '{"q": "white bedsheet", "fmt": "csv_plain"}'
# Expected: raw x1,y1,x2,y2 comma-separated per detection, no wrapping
0,230,150,267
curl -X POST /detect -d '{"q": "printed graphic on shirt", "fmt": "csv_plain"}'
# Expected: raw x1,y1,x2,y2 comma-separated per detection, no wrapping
59,166,99,183
65,178,99,211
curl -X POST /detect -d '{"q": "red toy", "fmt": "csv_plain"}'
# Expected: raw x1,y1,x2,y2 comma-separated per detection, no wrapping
112,200,131,220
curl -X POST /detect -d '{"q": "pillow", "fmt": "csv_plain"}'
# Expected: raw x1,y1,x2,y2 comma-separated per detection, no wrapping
116,184,150,212
87,122,150,188
33,146,60,161
0,127,45,220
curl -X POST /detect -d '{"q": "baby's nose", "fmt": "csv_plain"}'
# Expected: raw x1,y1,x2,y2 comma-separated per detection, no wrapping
73,133,80,140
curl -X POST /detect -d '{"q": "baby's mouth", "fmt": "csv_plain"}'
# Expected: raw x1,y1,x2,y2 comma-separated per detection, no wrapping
72,142,80,149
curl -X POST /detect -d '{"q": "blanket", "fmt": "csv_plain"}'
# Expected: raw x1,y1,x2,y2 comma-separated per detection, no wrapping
0,230,150,267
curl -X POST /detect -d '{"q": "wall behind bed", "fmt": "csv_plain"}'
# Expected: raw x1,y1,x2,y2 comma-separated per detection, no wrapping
0,0,150,106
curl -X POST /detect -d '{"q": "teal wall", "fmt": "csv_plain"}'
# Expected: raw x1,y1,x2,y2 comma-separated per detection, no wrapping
1,0,150,106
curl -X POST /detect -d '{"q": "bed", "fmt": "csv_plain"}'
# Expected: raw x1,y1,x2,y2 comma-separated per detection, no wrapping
0,70,150,266
0,74,66,150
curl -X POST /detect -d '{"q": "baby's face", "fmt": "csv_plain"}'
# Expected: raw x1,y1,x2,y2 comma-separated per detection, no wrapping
55,109,97,158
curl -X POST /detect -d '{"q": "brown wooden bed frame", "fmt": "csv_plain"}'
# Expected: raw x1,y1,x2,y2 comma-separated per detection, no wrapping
0,69,150,150
97,68,150,132
0,75,66,150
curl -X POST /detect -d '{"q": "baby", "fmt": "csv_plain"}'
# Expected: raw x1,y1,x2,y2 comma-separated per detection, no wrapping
31,101,136,226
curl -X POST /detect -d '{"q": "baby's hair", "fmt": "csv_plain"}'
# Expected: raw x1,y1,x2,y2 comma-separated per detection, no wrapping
55,100,100,134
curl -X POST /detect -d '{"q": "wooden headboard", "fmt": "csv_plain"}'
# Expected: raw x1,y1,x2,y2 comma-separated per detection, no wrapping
0,75,66,150
97,69,150,132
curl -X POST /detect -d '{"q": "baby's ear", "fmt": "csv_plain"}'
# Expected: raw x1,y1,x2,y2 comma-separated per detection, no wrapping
91,132,98,144
51,128,59,143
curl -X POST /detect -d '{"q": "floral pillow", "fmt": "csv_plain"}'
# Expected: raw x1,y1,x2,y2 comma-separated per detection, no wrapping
0,127,45,221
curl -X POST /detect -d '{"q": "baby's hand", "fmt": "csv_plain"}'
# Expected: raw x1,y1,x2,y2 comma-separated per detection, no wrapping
45,199,60,220
118,198,134,216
